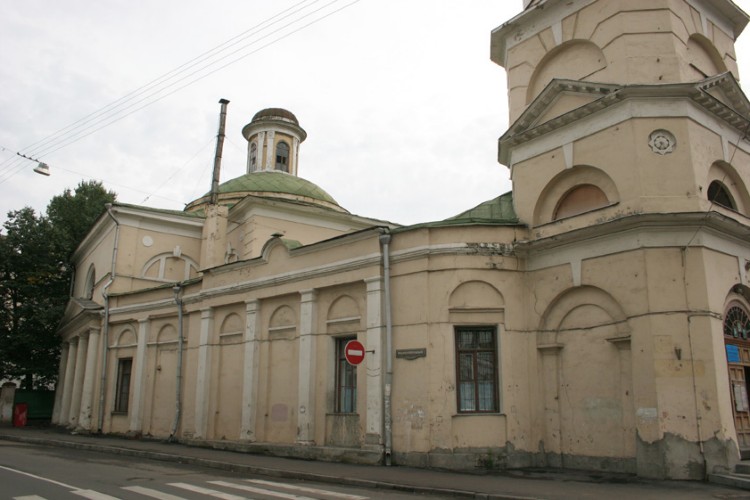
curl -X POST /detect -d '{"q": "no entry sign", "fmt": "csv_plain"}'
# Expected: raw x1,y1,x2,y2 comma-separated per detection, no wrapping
344,339,366,366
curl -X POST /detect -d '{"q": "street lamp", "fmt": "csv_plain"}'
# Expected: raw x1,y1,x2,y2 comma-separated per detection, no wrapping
33,162,50,176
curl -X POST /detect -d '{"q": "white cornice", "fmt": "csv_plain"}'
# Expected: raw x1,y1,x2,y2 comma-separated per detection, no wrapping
500,79,750,167
515,211,750,272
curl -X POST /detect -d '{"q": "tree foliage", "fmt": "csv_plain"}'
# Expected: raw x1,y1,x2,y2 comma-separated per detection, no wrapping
0,181,116,388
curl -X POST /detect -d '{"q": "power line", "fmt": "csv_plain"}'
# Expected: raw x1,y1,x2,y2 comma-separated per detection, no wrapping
0,0,362,186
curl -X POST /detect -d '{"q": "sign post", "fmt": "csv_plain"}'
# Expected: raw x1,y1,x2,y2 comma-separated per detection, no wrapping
344,339,366,366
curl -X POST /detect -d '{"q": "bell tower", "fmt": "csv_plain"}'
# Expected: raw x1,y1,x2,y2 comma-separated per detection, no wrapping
491,0,750,236
490,0,750,480
494,0,747,123
241,108,307,176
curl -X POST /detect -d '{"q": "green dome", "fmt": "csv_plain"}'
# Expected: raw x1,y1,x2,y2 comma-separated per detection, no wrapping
186,171,345,213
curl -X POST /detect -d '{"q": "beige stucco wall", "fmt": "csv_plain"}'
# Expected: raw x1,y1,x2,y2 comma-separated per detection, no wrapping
497,0,742,122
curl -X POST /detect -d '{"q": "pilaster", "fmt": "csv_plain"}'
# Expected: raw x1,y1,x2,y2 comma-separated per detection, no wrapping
68,333,89,427
129,319,149,434
59,338,78,426
51,342,70,424
77,327,101,431
240,300,260,441
364,276,385,445
194,307,214,439
297,289,317,443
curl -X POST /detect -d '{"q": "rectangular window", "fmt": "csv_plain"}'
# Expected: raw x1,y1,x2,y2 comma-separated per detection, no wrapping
115,358,133,413
335,337,357,413
455,326,498,413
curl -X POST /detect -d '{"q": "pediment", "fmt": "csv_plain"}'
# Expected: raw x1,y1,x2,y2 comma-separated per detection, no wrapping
59,297,103,337
501,79,621,142
697,72,750,117
498,74,750,166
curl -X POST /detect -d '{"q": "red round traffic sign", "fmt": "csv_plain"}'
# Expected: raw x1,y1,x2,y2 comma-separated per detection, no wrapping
344,339,366,366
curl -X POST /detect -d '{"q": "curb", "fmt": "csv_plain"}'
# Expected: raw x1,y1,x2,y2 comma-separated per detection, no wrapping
0,433,541,500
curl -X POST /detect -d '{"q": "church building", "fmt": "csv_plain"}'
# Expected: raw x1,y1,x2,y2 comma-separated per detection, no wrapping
52,0,750,480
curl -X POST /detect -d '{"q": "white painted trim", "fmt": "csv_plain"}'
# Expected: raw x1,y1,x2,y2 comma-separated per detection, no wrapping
509,97,750,167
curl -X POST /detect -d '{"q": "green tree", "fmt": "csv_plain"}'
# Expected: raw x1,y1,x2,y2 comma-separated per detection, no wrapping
47,180,117,259
0,181,116,389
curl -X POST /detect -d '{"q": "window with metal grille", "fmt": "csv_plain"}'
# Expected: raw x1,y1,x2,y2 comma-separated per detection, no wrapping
455,326,498,413
115,358,133,413
335,337,357,413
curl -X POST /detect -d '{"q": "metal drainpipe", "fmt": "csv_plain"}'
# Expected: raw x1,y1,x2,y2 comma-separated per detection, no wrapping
97,204,120,433
379,230,393,466
169,285,184,442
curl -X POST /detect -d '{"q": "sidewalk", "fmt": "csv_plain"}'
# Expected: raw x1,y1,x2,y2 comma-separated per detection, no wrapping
0,426,748,500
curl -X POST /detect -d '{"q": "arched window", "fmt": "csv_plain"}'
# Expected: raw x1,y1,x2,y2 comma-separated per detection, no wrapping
553,184,609,220
725,304,750,340
275,141,289,172
249,142,258,171
84,265,95,299
708,180,736,210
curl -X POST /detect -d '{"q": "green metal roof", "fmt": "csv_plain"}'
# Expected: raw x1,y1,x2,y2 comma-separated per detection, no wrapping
444,191,519,224
398,191,520,231
185,171,345,213
217,172,339,205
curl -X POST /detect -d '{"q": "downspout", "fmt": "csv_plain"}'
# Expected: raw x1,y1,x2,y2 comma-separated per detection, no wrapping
169,285,184,442
97,204,120,433
379,230,393,465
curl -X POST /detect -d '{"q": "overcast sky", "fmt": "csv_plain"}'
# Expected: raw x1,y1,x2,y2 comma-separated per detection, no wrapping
2,1,750,228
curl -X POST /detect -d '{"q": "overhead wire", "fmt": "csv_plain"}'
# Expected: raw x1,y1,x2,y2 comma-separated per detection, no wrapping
0,0,320,179
0,0,362,187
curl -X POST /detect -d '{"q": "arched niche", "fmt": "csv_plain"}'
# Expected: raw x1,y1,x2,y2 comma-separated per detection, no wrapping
114,327,137,348
686,34,727,80
553,184,609,220
527,40,607,104
533,165,619,225
328,295,361,321
220,313,244,335
157,324,177,344
327,295,362,335
448,281,505,324
83,264,95,299
449,281,504,310
706,161,749,215
269,305,296,332
539,285,629,345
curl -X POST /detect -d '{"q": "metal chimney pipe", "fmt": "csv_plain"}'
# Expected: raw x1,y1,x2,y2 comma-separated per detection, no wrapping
210,99,230,205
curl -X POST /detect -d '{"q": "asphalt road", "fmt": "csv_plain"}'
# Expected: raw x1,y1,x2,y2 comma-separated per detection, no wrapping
0,440,443,500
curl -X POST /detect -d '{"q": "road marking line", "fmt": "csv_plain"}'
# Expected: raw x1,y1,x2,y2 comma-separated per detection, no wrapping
168,482,246,500
210,480,315,499
122,485,188,500
0,464,78,490
13,496,47,500
71,490,121,500
247,479,369,500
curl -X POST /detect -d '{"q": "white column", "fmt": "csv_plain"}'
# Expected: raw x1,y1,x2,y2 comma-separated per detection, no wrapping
240,300,260,441
365,277,385,446
257,131,266,170
265,131,275,170
297,289,317,444
291,137,300,176
52,342,70,425
194,307,214,439
68,333,89,427
77,328,101,431
129,319,149,433
59,339,78,426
